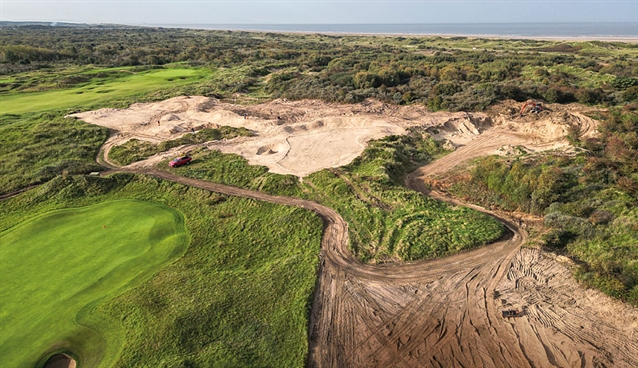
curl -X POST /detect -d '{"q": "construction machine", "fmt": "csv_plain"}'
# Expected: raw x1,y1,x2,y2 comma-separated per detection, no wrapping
520,100,544,116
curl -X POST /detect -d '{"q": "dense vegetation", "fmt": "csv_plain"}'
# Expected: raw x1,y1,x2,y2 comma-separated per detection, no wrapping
168,131,505,263
2,24,637,110
445,109,638,305
0,173,322,367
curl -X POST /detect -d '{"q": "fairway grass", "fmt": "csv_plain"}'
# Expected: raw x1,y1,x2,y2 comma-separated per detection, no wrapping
0,200,188,368
0,67,210,115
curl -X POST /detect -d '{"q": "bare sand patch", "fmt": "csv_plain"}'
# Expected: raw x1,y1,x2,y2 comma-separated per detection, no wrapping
74,96,599,176
43,353,76,368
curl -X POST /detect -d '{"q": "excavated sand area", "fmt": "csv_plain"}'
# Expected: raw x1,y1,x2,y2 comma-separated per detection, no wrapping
74,96,598,177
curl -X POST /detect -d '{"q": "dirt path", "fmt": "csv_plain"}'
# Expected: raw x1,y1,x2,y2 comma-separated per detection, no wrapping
108,158,635,367
71,99,638,367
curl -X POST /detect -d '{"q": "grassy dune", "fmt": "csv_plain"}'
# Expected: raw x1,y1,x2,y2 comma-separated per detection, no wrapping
0,200,188,367
169,133,504,263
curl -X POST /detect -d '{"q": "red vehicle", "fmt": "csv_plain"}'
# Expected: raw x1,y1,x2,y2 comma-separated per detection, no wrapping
169,155,192,167
502,309,524,318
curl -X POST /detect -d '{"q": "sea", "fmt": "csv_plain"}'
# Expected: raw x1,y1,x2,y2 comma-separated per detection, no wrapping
151,22,638,38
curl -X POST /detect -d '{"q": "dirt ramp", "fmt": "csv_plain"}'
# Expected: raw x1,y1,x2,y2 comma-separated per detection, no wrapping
488,100,600,141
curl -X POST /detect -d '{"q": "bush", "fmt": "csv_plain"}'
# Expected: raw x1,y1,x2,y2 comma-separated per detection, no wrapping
576,89,603,105
498,84,526,101
622,86,638,102
612,76,638,90
543,229,576,248
543,88,564,103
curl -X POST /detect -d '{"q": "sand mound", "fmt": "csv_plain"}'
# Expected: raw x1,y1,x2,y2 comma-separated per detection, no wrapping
161,114,180,122
43,353,76,368
487,100,600,141
257,142,288,155
74,96,599,175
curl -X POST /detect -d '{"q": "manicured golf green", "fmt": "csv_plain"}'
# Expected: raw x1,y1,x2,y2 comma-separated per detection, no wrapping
0,200,188,368
0,67,210,114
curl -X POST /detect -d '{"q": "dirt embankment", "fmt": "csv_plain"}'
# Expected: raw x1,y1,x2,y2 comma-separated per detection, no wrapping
76,97,638,367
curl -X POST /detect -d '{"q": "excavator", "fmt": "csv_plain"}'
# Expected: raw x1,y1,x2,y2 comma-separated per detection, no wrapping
519,100,545,116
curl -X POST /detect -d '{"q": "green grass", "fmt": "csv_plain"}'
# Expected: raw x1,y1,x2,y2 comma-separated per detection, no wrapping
0,67,211,115
0,66,141,94
521,64,617,89
0,200,189,368
0,113,108,194
168,132,505,263
0,173,322,367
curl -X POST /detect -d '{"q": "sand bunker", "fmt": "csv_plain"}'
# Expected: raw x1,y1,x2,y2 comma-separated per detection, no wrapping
74,96,599,177
43,353,76,368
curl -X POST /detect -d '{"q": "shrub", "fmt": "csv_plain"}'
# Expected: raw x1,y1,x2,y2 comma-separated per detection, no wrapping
543,229,576,248
576,89,603,105
622,86,638,102
498,84,526,101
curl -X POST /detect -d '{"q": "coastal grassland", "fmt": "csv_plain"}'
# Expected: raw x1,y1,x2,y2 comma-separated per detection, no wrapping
108,126,253,166
0,200,188,368
304,139,504,263
520,64,617,89
166,147,305,198
0,173,322,367
0,63,227,195
0,66,211,115
0,65,142,94
167,131,505,263
0,112,107,194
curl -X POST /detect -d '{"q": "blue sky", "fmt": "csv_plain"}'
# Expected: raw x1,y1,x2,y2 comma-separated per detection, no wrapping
2,1,638,24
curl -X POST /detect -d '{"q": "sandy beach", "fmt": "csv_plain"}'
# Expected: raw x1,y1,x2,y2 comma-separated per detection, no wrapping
167,24,638,43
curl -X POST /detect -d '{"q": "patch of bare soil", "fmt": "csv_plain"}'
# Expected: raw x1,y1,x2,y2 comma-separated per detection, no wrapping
75,97,599,178
43,353,76,368
420,100,600,177
306,168,637,368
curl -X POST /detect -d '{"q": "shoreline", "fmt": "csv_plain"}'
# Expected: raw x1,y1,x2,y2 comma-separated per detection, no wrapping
154,24,638,43
261,30,638,43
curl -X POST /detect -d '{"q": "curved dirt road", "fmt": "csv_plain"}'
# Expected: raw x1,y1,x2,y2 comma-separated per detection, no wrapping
94,128,638,367
141,164,636,368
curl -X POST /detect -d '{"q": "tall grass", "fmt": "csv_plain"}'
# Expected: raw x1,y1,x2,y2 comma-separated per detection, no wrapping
0,112,107,194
